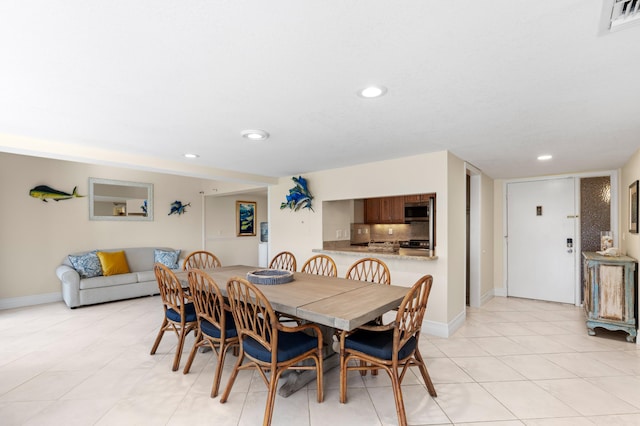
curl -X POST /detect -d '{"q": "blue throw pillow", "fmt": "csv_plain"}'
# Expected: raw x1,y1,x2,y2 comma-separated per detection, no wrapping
154,249,181,269
68,251,103,278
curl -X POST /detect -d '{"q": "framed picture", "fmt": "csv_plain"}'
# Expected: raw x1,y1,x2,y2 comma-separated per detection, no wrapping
629,180,638,234
236,201,256,236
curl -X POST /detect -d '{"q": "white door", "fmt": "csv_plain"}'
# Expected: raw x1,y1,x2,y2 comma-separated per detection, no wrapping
507,178,576,304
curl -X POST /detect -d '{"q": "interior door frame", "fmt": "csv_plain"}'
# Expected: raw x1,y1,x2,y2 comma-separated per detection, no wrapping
502,170,618,306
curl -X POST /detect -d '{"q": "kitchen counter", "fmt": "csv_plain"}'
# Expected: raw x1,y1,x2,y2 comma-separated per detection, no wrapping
314,246,437,261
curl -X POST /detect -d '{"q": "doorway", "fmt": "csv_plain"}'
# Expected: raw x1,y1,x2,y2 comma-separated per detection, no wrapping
506,177,577,304
466,165,481,308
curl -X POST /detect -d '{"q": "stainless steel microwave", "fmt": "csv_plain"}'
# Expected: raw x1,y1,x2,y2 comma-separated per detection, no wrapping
404,203,429,221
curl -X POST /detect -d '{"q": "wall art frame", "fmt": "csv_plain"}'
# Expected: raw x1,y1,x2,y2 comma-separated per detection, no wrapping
629,180,638,234
237,200,256,236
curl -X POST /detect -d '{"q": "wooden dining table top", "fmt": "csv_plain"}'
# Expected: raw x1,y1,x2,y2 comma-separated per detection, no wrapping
175,265,409,331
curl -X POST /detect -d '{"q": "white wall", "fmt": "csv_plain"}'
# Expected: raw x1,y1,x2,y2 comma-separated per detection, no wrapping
267,151,468,328
322,199,355,242
204,192,268,266
621,148,640,259
620,147,640,342
480,172,495,301
0,153,215,306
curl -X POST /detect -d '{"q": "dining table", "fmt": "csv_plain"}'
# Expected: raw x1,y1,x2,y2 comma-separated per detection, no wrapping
175,265,411,396
175,264,410,332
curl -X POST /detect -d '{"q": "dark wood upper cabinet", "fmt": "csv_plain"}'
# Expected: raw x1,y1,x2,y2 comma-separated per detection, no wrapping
364,198,382,223
405,193,433,203
365,196,404,223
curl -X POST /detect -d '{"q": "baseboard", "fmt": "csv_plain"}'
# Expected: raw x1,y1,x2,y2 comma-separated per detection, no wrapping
0,292,63,310
423,308,466,338
493,286,507,297
481,289,495,305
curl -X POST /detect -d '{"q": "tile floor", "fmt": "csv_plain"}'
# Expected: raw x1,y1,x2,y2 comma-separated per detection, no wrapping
1,295,639,425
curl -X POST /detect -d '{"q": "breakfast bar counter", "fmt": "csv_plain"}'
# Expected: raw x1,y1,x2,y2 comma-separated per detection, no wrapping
314,246,438,261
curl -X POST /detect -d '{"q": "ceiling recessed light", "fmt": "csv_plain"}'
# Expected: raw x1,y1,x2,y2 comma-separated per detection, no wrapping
537,154,553,161
241,129,269,140
184,153,199,159
358,86,387,98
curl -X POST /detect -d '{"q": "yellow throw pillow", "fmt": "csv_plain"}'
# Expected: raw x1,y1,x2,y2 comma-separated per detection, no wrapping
97,251,130,276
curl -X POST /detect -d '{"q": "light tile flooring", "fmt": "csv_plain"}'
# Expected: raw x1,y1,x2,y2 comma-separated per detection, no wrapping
1,296,639,425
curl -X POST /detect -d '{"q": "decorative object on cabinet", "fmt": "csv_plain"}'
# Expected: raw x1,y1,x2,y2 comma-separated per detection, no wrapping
280,176,314,211
29,185,84,202
582,251,637,342
629,180,638,233
168,200,190,216
236,201,256,236
600,231,613,251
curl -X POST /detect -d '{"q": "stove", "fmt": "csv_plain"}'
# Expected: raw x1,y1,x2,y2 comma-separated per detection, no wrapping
399,239,430,249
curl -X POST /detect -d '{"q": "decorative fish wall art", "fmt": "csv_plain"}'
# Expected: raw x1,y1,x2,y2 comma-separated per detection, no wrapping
168,200,190,215
29,185,85,202
280,176,314,211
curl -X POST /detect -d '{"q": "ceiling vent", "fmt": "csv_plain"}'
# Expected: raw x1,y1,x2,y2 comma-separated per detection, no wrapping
600,0,640,33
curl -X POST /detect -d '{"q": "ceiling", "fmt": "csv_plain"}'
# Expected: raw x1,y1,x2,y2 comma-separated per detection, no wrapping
1,1,639,182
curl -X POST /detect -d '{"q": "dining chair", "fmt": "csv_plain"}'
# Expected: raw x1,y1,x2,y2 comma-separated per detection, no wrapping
150,263,198,371
345,257,391,284
345,257,392,374
301,254,337,277
268,251,297,271
220,277,324,426
182,269,239,398
183,250,222,270
339,274,436,426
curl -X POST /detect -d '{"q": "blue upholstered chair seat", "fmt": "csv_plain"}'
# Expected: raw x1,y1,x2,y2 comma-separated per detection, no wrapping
345,329,416,360
200,312,238,339
244,331,318,363
166,303,197,323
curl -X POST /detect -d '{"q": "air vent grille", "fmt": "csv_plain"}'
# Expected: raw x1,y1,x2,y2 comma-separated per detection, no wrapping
606,0,640,32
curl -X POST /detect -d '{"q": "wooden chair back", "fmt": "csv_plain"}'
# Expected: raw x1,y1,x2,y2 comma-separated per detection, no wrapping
184,268,238,397
187,268,227,333
345,257,391,284
151,263,197,371
226,277,278,359
223,277,324,424
339,274,436,425
183,250,222,270
301,254,337,277
394,274,433,353
269,251,297,272
154,263,189,313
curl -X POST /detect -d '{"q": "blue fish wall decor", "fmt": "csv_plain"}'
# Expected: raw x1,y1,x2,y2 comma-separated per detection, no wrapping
169,200,190,215
280,176,314,211
29,185,85,202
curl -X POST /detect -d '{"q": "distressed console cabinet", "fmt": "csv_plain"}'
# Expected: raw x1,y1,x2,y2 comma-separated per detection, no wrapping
582,252,637,342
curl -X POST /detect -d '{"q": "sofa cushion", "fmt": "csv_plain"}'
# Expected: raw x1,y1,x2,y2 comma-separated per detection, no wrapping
79,272,138,290
124,247,175,272
68,251,103,278
97,251,130,276
154,249,181,270
137,270,156,283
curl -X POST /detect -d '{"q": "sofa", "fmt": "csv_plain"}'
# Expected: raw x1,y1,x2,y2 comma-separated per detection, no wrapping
56,247,182,308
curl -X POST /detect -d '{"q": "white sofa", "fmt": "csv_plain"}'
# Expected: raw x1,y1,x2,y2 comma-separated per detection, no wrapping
56,247,181,308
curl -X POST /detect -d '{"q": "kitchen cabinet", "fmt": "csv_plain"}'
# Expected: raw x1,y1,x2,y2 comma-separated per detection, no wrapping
405,193,435,204
364,198,382,223
405,194,428,203
364,196,404,224
381,197,404,223
582,252,637,342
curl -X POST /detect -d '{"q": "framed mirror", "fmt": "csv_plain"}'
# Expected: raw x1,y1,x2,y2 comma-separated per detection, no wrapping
89,177,153,221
